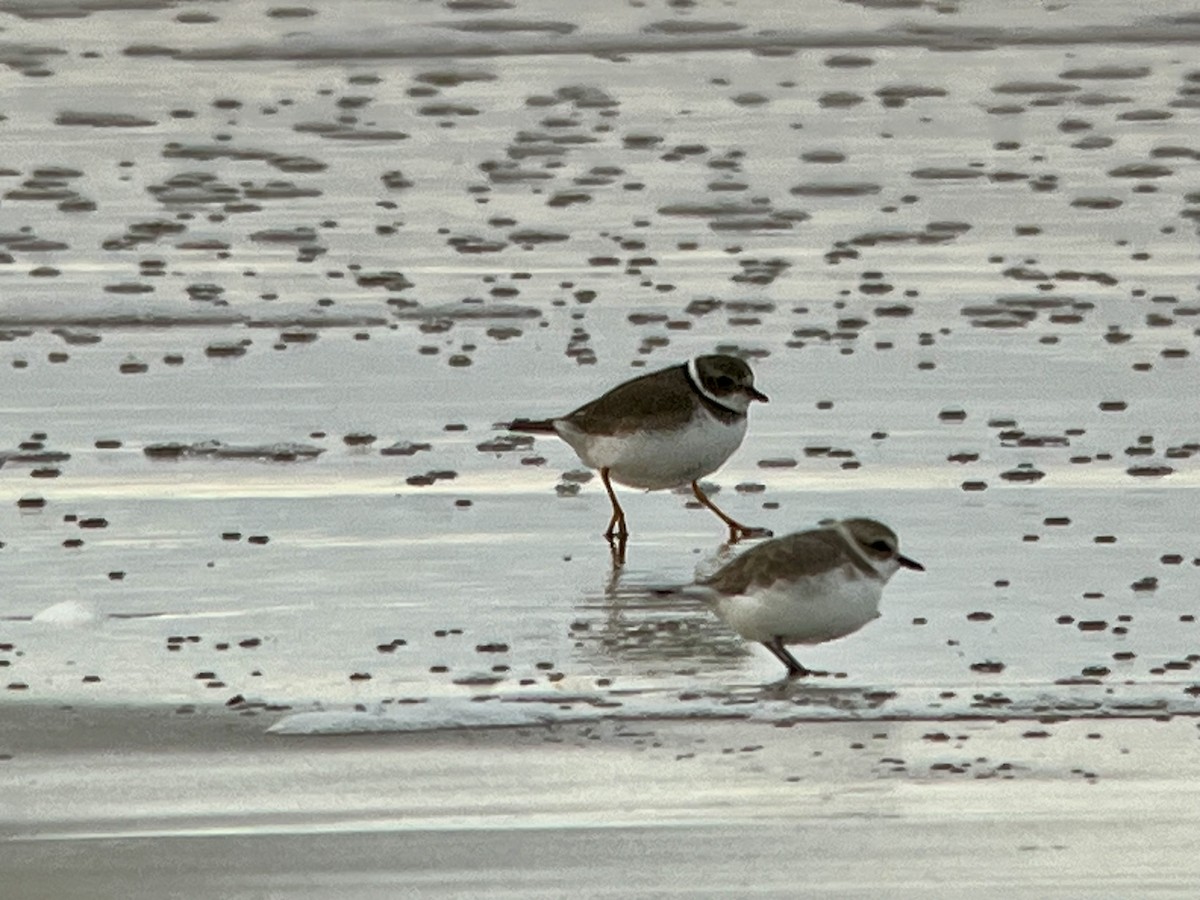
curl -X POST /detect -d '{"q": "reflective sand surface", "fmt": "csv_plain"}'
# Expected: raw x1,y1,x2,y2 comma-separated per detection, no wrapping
2,0,1200,894
4,705,1200,898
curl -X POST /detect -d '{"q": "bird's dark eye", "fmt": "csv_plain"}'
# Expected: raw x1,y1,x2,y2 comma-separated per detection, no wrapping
715,375,735,390
868,540,892,553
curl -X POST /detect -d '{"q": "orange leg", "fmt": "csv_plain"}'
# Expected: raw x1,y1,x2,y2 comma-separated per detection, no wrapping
690,480,772,542
600,467,628,540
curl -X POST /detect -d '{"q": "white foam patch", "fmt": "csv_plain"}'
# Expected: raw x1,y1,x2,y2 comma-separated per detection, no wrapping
31,599,102,627
265,681,1200,738
264,688,762,736
268,696,611,735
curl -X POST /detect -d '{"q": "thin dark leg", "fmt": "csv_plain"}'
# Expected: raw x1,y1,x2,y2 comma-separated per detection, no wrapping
691,480,772,541
763,637,811,678
601,468,628,540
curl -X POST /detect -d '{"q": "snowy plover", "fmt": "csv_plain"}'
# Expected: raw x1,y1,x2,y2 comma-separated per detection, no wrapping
694,518,923,677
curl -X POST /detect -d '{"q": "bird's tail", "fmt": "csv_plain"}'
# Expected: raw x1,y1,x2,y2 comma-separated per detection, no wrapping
505,417,558,434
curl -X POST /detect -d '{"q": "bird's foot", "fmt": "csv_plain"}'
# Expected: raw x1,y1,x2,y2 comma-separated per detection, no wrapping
786,668,836,680
603,521,628,542
728,523,773,542
605,532,628,566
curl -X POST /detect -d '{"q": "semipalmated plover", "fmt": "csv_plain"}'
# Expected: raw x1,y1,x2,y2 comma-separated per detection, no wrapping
693,518,923,678
507,354,769,541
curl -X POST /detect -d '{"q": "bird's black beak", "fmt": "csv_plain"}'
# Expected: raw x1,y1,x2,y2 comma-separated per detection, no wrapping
898,555,924,572
748,387,769,403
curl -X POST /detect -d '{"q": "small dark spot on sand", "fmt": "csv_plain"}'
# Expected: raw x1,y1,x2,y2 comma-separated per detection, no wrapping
381,441,432,456
205,342,247,359
970,661,1006,674
757,457,797,468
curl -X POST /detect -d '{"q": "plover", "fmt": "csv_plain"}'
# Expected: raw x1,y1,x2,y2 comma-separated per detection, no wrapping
693,518,923,677
507,354,769,542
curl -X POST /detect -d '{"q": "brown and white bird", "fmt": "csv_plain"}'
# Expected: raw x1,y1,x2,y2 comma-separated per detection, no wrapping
507,354,769,541
692,518,923,678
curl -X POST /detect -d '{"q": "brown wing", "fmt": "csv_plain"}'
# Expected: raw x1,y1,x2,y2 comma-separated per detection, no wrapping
700,529,847,595
562,364,696,435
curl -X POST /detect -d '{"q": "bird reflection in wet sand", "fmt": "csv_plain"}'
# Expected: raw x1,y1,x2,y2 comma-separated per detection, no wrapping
506,355,771,560
572,571,752,677
688,518,924,679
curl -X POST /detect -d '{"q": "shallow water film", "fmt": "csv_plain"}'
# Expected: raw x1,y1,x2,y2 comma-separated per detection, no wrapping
2,1,1200,895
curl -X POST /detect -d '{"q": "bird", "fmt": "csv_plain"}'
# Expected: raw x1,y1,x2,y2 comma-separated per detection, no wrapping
506,354,769,542
691,518,923,678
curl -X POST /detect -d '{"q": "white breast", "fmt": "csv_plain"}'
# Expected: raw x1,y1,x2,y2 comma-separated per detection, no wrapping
557,408,747,490
714,568,884,646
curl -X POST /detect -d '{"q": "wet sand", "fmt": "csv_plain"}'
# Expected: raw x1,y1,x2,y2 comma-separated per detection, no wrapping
3,703,1200,898
4,0,1200,893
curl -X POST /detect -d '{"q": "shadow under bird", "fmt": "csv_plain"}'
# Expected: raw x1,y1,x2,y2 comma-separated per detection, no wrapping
690,518,924,678
506,354,769,542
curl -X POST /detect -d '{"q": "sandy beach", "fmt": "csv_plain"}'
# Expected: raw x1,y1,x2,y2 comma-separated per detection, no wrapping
4,703,1200,898
4,0,1200,894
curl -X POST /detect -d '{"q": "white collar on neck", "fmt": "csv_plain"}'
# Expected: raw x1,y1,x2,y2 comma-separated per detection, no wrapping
833,521,885,580
686,357,742,415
